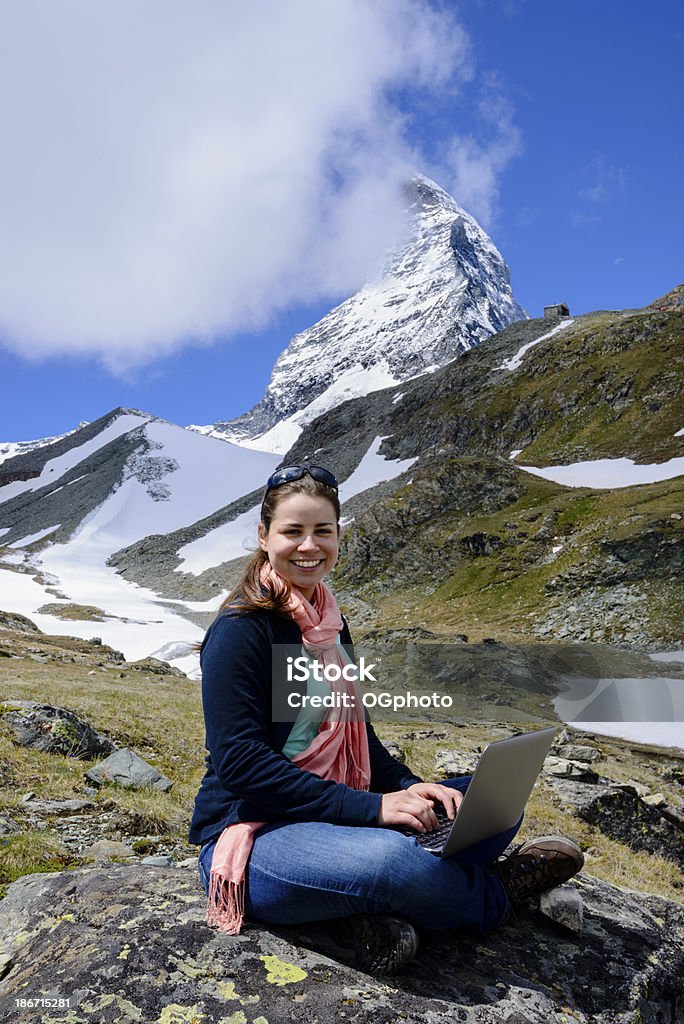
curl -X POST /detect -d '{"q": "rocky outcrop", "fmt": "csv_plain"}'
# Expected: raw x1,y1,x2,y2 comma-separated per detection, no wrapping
0,700,115,758
0,864,682,1023
547,778,684,868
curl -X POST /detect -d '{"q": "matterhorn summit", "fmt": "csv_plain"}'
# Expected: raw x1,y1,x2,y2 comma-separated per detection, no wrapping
195,175,527,453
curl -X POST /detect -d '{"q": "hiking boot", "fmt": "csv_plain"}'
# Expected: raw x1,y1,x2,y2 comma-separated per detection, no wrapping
283,912,419,976
494,834,584,904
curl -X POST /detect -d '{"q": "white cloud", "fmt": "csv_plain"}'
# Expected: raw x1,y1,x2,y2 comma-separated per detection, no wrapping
442,74,522,227
0,1,501,372
577,155,627,204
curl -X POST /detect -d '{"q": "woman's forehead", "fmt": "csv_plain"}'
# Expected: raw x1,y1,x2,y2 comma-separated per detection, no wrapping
270,493,337,523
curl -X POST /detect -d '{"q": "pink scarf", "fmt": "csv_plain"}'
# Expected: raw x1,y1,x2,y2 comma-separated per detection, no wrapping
205,563,371,935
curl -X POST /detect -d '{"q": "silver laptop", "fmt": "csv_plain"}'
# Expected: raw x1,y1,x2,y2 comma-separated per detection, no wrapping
404,726,557,857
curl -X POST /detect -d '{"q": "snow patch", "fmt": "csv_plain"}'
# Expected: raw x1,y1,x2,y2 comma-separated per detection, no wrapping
392,392,405,405
339,436,417,501
651,650,684,664
176,504,262,576
675,427,684,437
514,456,684,489
580,722,684,751
495,320,574,372
509,449,523,460
8,525,61,549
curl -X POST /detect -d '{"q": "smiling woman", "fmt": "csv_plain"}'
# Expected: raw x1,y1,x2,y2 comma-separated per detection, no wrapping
188,464,583,975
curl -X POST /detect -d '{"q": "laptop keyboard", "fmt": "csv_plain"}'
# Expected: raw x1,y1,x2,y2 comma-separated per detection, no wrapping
398,808,453,854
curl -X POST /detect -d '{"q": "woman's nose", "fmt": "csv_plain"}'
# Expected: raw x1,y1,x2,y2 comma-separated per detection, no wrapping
298,534,318,551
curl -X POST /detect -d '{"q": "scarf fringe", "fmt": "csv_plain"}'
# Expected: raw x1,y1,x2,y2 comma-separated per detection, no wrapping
206,870,245,935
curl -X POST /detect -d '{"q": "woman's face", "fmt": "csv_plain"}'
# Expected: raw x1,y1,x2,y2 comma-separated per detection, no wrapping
258,493,339,601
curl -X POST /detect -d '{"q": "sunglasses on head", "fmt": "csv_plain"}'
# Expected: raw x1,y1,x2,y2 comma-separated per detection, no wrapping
264,465,339,493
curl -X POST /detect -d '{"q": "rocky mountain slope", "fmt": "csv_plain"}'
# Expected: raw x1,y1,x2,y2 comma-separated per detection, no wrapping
196,175,527,453
106,294,684,653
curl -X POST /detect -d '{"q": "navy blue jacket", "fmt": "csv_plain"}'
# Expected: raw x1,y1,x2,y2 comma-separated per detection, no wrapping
188,608,423,846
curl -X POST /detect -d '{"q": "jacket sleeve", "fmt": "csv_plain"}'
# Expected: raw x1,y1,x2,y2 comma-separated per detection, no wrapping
366,722,424,793
200,612,382,826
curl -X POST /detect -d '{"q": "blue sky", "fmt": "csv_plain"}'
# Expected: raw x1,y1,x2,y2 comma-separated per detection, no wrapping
1,1,682,441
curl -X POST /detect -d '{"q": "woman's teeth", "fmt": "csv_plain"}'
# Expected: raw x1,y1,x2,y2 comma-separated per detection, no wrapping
292,560,322,567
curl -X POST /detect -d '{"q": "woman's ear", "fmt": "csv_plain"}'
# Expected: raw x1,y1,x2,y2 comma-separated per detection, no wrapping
257,522,268,553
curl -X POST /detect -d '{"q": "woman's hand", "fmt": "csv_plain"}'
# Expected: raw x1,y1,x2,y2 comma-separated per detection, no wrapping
405,782,464,823
378,789,442,832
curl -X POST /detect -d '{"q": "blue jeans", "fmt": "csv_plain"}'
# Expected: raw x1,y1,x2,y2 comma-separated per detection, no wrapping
197,777,519,933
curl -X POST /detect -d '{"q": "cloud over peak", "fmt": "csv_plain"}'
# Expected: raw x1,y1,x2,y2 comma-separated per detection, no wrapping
0,1,515,372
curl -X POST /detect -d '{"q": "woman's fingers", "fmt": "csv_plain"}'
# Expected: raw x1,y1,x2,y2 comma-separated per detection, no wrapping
378,791,441,832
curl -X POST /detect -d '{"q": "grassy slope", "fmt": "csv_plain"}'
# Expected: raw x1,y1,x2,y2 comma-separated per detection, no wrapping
362,471,684,643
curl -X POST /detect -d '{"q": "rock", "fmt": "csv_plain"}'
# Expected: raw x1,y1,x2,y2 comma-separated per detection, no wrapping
644,792,667,808
175,856,200,869
140,855,174,867
539,885,584,934
660,804,684,832
0,700,116,759
20,798,96,817
85,747,173,792
0,866,682,1022
555,743,601,763
0,814,20,839
127,657,187,677
0,610,41,633
434,749,477,778
543,756,599,782
546,778,684,867
83,839,135,861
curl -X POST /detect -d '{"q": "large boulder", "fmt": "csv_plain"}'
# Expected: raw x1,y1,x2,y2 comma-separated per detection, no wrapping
0,701,115,758
0,864,682,1022
547,778,684,868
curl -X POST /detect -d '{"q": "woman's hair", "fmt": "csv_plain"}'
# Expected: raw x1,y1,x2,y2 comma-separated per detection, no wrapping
218,470,341,617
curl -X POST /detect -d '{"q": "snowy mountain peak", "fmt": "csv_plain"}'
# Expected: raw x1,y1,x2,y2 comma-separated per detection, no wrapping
200,174,527,453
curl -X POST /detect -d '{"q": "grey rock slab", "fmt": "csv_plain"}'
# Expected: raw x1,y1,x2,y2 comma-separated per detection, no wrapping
555,743,601,763
20,799,96,817
543,756,599,781
0,866,682,1023
539,885,584,934
0,700,115,759
434,749,479,778
84,747,173,792
83,839,135,861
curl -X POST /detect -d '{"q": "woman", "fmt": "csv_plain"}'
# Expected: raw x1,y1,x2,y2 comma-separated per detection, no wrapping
189,465,583,974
